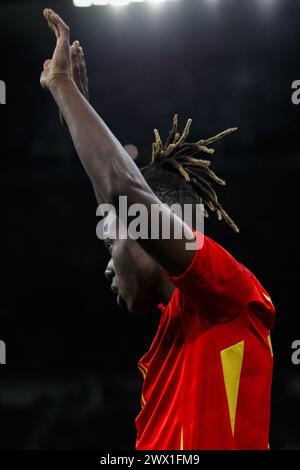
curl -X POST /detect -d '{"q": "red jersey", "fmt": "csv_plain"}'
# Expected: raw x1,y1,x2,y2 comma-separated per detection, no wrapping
135,231,275,450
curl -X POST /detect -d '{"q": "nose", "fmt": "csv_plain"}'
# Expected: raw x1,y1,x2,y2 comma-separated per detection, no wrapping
105,258,115,281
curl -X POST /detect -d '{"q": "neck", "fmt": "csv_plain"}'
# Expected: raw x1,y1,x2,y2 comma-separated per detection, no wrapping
158,272,175,306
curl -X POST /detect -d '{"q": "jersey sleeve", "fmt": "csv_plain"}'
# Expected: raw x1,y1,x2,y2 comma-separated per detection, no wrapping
169,231,256,322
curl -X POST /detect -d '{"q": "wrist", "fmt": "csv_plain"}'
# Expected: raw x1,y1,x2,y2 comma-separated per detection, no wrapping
49,74,73,94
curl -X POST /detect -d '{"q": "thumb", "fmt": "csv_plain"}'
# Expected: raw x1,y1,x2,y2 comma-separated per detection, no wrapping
43,59,52,70
40,70,48,90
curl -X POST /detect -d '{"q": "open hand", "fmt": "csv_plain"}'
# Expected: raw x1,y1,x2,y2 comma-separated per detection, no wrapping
40,8,72,91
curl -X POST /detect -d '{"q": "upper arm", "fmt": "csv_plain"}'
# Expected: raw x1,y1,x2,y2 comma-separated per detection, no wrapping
112,169,197,276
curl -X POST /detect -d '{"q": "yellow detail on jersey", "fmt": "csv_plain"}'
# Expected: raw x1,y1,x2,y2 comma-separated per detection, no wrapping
138,367,146,379
267,335,273,357
262,292,274,307
139,363,148,408
138,363,148,379
221,340,244,436
180,426,184,450
141,393,146,407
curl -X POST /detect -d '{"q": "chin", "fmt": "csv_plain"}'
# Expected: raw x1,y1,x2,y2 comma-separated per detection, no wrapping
128,298,153,316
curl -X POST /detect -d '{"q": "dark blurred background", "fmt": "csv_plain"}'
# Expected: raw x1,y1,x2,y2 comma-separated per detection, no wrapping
0,0,299,450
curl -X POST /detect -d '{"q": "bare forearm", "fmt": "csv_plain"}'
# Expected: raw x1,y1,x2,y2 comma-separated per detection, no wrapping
50,78,142,204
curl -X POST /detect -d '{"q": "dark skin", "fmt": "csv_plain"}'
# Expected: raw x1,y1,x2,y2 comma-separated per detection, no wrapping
41,9,196,315
103,217,175,315
59,39,89,126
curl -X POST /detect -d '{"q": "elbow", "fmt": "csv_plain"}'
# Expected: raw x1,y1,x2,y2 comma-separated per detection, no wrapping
92,160,129,205
95,170,133,206
110,171,151,210
109,173,134,206
91,149,150,206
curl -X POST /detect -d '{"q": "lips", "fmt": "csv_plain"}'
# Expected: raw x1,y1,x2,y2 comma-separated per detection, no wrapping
111,285,126,308
111,285,118,295
117,293,126,308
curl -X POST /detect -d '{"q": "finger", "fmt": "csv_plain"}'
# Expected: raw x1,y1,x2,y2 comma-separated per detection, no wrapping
75,46,89,99
47,11,71,67
78,47,87,84
78,48,89,99
48,21,59,39
77,47,88,82
71,42,80,58
72,48,82,91
48,9,70,43
72,41,80,61
40,70,49,90
43,8,50,20
71,43,79,63
48,20,60,39
43,8,59,38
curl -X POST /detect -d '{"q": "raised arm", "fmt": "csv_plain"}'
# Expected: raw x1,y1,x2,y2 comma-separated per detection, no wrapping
41,8,196,276
59,39,102,204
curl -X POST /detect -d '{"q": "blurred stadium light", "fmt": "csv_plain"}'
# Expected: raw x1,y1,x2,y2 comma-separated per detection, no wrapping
73,0,278,8
124,144,139,161
74,0,176,7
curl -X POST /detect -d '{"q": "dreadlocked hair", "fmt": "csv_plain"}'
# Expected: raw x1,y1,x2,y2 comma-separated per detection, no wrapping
141,114,240,233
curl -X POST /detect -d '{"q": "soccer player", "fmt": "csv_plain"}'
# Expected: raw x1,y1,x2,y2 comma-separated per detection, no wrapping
41,9,275,450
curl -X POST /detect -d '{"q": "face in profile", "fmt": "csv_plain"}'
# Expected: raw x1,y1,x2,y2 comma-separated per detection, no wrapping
103,214,162,315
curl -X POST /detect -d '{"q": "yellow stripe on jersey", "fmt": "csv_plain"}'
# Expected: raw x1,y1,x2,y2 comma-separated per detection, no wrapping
267,335,273,357
139,363,148,408
138,363,148,379
221,340,244,436
138,367,146,379
262,292,274,307
180,426,184,450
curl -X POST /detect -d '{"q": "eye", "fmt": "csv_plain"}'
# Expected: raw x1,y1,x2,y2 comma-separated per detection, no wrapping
105,240,113,252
